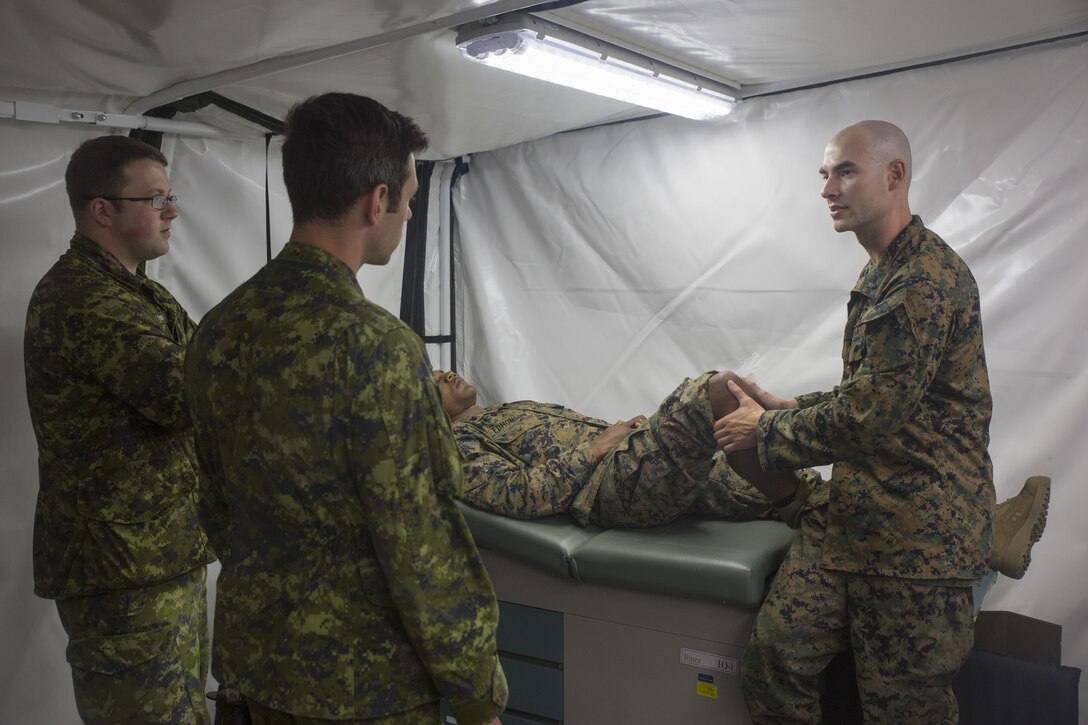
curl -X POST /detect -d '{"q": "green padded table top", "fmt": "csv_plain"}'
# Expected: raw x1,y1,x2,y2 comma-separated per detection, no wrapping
456,502,797,609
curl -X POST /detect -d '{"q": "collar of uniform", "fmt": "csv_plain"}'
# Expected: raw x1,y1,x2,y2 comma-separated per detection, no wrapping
851,215,926,300
277,241,360,288
69,231,149,289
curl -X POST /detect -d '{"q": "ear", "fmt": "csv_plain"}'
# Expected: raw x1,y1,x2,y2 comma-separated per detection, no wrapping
886,159,907,191
85,198,116,228
362,184,391,224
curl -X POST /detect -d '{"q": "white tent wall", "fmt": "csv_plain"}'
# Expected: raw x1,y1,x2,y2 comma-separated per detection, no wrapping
453,34,1088,714
0,121,416,720
1,122,101,725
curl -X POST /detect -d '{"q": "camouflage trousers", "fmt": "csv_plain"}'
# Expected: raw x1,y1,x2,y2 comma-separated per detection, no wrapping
55,566,211,725
741,503,975,724
571,372,727,527
247,700,440,724
690,457,810,522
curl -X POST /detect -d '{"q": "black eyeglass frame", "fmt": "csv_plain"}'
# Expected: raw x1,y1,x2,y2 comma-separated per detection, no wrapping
90,194,178,210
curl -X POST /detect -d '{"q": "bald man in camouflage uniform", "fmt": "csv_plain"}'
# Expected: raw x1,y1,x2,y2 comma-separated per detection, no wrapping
433,369,819,529
24,136,212,723
715,121,1001,724
186,94,506,725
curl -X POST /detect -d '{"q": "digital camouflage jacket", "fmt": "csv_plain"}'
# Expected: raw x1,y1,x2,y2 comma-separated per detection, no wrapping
24,232,210,599
758,217,994,581
454,401,607,518
185,242,506,723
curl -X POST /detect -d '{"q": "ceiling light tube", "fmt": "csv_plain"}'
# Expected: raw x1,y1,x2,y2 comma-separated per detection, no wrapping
456,14,740,120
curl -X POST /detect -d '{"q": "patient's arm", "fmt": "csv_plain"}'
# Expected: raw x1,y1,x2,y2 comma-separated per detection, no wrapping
588,416,647,460
455,433,597,519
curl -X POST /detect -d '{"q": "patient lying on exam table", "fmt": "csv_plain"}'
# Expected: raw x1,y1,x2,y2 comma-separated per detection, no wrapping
433,369,1049,579
433,368,816,528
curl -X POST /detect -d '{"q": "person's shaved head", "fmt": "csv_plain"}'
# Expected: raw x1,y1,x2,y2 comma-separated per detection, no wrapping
820,120,914,254
833,120,912,192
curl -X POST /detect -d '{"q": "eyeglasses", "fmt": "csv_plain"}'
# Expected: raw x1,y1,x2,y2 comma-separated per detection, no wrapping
92,194,178,210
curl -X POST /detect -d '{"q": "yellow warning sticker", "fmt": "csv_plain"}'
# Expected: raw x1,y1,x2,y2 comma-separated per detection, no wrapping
697,682,718,699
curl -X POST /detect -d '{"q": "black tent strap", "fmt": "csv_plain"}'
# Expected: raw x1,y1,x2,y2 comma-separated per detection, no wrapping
264,133,273,262
138,92,285,135
399,160,435,336
201,92,285,135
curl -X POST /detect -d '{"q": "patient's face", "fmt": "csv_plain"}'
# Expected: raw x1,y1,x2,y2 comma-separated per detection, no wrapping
432,369,477,418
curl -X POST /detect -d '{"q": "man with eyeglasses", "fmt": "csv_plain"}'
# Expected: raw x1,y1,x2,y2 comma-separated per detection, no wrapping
24,135,212,723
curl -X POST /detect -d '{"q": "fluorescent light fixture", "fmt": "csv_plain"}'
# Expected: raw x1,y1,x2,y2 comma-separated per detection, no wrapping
455,14,740,120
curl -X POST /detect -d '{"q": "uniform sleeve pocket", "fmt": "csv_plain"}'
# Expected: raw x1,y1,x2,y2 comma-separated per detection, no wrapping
850,291,917,374
857,290,909,326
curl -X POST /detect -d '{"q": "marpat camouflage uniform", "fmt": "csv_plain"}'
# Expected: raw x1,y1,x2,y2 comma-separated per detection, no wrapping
24,232,212,723
744,217,993,723
185,242,507,724
455,373,794,526
453,401,605,518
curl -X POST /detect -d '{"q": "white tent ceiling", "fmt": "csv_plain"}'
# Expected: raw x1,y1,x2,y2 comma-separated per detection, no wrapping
2,0,1087,158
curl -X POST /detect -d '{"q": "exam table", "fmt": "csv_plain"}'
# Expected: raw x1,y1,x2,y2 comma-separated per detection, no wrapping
454,503,1079,725
455,502,796,725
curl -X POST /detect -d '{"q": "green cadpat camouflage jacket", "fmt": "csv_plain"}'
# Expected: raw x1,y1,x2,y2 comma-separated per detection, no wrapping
454,402,608,518
24,233,210,599
758,217,994,581
185,242,506,723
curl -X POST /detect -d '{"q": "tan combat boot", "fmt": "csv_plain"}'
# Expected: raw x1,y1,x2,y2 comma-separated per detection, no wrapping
990,475,1051,579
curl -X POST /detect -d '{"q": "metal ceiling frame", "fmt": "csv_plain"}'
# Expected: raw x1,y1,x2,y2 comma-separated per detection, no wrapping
125,0,576,116
741,23,1088,98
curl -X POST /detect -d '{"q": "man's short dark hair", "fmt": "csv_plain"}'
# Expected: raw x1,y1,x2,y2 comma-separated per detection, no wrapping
65,135,168,219
282,93,428,225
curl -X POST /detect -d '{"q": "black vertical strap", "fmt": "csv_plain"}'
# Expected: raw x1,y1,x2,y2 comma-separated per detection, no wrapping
400,160,435,337
446,156,472,372
264,133,273,263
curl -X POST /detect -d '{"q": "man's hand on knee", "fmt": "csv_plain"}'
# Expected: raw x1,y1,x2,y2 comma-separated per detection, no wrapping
713,380,762,453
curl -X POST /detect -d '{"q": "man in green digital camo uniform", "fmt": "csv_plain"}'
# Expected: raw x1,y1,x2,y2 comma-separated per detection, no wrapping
715,120,1047,723
185,94,507,725
24,135,212,724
